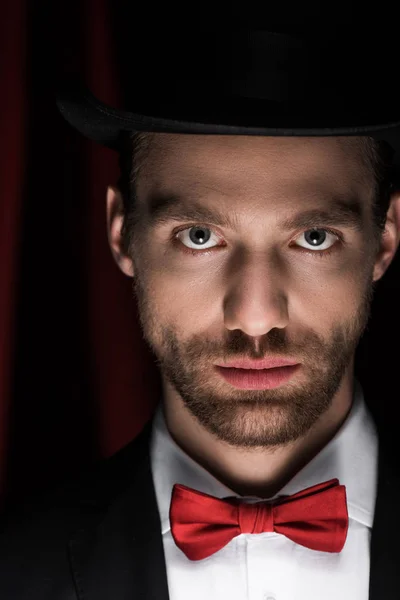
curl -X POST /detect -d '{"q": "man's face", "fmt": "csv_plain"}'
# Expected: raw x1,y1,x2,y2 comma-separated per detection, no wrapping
117,134,381,449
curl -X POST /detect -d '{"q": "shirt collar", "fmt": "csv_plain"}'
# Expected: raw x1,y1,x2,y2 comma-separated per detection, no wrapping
150,377,378,535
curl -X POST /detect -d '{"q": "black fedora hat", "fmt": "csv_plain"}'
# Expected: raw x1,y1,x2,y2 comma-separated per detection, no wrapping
56,28,400,167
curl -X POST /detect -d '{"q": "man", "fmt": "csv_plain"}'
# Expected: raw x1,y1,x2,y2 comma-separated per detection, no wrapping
2,26,400,600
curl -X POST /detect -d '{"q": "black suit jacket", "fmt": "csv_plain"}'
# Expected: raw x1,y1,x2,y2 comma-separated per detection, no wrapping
0,396,399,600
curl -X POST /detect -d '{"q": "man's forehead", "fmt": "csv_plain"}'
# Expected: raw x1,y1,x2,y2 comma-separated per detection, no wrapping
138,133,372,199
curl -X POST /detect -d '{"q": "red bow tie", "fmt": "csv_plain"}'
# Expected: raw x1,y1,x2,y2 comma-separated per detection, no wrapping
169,478,349,561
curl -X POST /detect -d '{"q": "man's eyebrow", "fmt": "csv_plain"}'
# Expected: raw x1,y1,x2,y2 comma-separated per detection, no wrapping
145,192,364,233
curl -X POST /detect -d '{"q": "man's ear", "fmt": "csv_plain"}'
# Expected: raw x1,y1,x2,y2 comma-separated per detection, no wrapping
372,190,400,283
106,185,135,277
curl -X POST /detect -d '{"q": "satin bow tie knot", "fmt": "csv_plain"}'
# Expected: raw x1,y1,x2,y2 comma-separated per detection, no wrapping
169,478,349,561
238,502,274,534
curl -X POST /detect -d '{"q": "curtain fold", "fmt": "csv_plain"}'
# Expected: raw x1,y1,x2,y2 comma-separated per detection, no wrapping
0,0,27,505
0,1,161,508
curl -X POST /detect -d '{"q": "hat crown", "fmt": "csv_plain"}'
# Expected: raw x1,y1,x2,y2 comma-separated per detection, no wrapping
115,29,395,121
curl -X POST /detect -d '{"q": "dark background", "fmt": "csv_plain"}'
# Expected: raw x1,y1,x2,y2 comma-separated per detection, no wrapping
0,0,163,510
0,3,399,509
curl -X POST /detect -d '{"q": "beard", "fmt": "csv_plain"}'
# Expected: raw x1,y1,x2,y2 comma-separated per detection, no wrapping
132,267,376,450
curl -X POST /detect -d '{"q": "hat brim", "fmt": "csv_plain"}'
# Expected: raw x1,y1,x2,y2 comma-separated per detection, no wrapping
56,83,400,167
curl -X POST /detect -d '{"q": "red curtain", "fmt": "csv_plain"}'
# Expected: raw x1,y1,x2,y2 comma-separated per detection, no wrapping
0,1,162,508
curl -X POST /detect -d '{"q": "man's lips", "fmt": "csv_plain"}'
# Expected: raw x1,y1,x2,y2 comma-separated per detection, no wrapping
214,364,301,390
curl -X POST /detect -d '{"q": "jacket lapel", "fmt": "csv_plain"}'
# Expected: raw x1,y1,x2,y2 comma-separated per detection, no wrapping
68,418,170,600
369,430,400,599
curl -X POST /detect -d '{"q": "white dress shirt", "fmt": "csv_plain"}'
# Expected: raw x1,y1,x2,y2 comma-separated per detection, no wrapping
150,377,378,600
